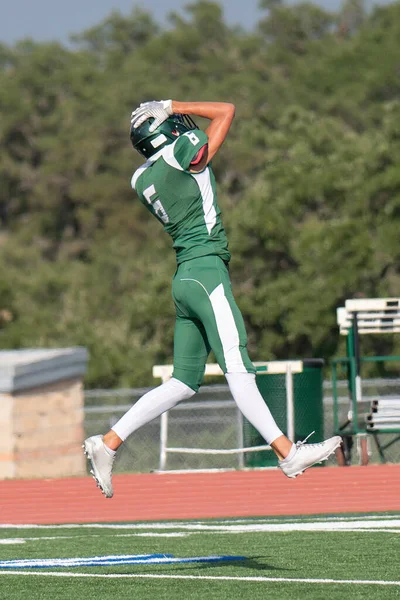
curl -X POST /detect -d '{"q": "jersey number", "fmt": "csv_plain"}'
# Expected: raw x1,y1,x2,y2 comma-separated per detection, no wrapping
186,132,200,146
143,184,169,224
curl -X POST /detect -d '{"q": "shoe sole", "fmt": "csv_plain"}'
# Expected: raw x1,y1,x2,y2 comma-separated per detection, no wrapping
284,437,343,479
82,440,113,498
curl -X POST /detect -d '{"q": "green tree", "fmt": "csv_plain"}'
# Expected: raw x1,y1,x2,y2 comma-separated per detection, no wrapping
1,0,400,386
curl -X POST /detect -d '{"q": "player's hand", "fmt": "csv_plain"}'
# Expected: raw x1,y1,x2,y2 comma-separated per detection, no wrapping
130,100,173,132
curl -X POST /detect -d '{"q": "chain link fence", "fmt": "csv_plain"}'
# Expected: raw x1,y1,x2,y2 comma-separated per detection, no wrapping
84,378,400,474
85,385,242,473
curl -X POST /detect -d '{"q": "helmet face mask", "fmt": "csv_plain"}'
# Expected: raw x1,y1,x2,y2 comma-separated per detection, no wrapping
130,114,198,159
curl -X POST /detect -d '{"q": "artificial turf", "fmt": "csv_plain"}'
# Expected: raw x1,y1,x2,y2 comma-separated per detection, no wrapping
0,514,399,600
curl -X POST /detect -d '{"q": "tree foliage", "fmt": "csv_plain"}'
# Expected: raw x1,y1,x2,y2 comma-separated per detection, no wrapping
1,0,400,386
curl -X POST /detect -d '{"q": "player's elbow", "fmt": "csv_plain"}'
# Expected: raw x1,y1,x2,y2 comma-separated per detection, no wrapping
225,103,236,119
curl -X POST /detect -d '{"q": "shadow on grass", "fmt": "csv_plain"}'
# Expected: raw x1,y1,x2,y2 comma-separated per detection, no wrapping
109,556,291,575
173,555,290,573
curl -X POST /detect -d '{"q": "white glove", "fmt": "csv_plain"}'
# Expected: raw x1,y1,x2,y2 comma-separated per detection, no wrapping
130,100,173,132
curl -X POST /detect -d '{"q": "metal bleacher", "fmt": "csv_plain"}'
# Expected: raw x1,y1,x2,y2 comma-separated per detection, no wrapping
334,298,400,465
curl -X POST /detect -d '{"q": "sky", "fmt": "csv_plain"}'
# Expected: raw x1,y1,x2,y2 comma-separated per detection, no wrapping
0,0,392,45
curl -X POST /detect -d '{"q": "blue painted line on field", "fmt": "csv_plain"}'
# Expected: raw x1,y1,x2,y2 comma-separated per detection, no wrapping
0,554,246,569
0,554,170,569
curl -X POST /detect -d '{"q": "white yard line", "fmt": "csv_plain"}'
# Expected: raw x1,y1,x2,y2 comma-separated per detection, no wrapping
2,514,400,530
0,514,399,528
0,528,398,546
1,519,400,536
204,514,400,524
0,540,26,545
4,520,400,533
0,572,399,586
0,532,196,545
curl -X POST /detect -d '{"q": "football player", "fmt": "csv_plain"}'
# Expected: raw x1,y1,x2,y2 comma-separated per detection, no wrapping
83,100,341,497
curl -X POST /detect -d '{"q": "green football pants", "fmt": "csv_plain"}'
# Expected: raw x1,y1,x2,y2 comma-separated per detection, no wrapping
172,255,255,391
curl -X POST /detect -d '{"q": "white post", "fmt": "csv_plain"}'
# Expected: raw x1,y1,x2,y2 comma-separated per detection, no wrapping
236,407,245,469
355,375,363,404
286,364,295,441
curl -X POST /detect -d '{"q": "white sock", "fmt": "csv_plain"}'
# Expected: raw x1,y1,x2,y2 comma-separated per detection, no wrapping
103,443,116,458
111,377,196,441
280,443,297,463
225,372,283,445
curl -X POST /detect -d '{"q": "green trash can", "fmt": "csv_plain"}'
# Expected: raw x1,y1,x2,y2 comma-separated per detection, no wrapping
243,359,325,467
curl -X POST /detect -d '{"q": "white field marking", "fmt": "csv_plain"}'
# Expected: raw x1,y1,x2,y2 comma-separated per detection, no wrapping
1,513,400,530
0,535,88,543
1,517,400,533
340,529,400,533
0,532,195,545
0,572,399,586
0,515,400,539
203,514,400,524
132,533,191,537
1,527,398,548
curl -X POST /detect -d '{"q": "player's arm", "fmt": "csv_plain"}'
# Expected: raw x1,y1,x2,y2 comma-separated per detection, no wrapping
130,99,235,171
172,101,235,171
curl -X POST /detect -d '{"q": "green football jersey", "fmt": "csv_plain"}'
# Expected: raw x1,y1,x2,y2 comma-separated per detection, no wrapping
131,129,230,265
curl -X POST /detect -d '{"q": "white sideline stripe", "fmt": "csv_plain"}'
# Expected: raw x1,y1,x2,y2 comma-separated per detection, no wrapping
1,517,400,531
132,532,191,537
0,572,399,586
1,529,398,546
339,529,400,533
0,533,194,543
2,514,399,528
225,514,400,520
0,529,398,547
194,515,400,524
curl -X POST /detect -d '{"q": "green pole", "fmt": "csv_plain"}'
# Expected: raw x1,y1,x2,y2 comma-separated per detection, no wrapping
346,325,359,433
332,361,339,433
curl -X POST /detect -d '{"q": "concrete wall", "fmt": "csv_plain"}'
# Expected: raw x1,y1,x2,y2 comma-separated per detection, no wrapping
0,393,15,479
0,347,88,480
0,377,86,479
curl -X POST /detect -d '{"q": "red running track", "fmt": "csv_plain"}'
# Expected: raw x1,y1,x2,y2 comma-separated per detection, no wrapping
1,465,399,524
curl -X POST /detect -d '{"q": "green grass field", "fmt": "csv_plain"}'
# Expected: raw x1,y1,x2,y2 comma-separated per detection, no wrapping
1,514,399,600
